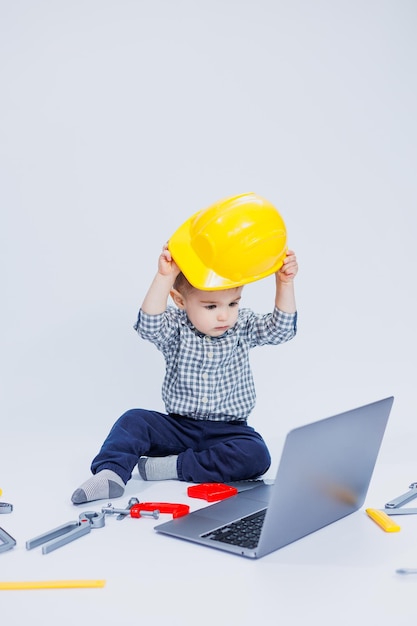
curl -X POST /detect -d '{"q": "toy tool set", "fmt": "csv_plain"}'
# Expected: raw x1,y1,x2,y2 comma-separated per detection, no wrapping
366,481,417,532
0,482,241,557
26,500,191,555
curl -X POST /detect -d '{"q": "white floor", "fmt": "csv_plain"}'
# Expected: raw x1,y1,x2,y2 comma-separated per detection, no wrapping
2,422,417,625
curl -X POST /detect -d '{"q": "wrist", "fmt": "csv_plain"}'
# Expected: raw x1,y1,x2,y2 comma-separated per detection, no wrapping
156,271,178,284
276,277,294,286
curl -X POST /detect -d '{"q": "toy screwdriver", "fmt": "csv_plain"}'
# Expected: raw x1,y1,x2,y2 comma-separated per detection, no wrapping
102,502,189,519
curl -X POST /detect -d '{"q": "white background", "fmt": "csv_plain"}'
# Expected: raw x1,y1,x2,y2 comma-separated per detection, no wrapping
1,1,417,624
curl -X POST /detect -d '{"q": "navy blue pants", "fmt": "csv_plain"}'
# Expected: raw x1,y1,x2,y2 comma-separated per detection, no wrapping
91,409,271,484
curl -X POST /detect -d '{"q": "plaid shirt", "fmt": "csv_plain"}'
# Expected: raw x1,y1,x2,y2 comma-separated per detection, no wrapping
134,306,297,422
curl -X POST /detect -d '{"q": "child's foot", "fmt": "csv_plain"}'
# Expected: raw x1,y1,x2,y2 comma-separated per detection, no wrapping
138,456,178,481
71,469,125,504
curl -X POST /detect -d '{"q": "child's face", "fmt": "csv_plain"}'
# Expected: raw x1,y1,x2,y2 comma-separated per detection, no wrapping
174,286,243,337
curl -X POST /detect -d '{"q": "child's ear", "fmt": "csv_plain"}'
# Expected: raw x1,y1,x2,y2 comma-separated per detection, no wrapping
170,288,186,309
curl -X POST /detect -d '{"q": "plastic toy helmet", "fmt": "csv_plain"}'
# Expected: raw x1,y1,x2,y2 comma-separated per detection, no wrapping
168,192,287,291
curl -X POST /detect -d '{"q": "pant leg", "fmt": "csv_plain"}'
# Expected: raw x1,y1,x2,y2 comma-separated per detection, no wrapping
177,420,271,483
90,409,194,483
91,410,270,484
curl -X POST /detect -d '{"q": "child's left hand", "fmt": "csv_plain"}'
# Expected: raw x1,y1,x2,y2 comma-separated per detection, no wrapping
277,250,298,283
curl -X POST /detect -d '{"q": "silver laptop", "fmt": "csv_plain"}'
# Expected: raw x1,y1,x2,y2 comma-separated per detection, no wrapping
155,397,393,559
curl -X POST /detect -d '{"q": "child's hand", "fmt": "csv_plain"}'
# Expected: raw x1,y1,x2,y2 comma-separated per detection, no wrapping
158,243,180,278
277,250,298,284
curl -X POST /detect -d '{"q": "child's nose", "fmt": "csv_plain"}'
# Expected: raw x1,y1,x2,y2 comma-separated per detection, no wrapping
217,308,227,321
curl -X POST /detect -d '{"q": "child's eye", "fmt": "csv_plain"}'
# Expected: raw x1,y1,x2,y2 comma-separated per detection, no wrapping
229,301,239,308
205,304,216,310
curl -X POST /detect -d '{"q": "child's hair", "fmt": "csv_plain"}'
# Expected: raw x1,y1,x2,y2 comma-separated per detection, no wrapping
173,272,195,295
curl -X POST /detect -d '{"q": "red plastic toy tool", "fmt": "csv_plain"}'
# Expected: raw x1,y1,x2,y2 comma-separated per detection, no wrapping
128,502,189,519
187,483,238,502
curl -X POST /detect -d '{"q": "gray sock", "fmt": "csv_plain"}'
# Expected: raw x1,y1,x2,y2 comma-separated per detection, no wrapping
138,456,178,481
71,469,125,504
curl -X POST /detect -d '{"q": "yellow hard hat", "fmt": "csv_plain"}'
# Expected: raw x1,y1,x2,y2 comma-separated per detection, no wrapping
168,192,287,291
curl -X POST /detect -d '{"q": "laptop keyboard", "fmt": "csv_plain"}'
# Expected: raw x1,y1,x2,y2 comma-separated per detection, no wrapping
201,509,266,549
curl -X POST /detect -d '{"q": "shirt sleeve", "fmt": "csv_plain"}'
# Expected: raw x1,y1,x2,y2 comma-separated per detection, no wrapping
243,306,297,347
133,307,180,352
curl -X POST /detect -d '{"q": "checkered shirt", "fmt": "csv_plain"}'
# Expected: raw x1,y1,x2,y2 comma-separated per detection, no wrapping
134,306,297,422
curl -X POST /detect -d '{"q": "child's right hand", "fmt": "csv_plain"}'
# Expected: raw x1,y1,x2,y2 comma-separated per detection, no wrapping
158,243,180,278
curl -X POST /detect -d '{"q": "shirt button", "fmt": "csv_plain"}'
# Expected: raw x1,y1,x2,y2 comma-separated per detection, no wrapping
202,373,208,380
202,397,208,403
207,352,213,359
205,336,211,341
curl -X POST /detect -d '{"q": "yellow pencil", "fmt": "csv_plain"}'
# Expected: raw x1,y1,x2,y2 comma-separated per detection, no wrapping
0,580,106,590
